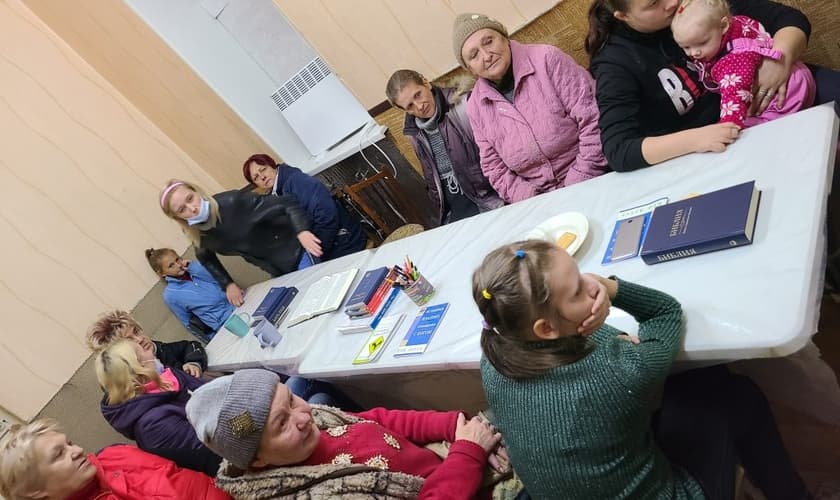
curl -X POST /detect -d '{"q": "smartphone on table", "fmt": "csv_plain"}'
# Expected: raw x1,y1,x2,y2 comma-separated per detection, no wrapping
611,217,644,260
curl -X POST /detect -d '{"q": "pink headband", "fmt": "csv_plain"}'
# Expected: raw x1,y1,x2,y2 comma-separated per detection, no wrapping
159,182,185,209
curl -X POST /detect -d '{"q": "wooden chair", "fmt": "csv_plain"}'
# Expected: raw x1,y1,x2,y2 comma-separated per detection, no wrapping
340,170,425,238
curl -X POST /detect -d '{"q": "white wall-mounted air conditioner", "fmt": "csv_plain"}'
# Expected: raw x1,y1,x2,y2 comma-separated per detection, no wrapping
270,58,371,156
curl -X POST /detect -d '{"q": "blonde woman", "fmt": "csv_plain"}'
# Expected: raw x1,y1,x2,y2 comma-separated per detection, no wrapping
0,418,231,500
95,339,221,474
159,179,318,306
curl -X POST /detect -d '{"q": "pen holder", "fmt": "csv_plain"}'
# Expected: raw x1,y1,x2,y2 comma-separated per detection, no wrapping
402,273,435,306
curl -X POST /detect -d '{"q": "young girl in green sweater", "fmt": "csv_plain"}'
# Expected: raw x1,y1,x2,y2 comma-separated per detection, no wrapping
473,240,809,500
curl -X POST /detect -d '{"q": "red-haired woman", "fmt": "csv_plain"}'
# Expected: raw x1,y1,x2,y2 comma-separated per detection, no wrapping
244,154,366,261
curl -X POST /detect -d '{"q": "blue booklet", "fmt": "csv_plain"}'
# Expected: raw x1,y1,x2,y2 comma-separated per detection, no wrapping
640,181,760,265
394,303,449,356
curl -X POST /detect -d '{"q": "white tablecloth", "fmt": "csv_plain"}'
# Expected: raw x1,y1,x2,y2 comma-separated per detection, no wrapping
296,104,839,378
208,104,839,380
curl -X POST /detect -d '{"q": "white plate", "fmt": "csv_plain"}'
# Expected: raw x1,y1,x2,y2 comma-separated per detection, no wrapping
522,212,589,256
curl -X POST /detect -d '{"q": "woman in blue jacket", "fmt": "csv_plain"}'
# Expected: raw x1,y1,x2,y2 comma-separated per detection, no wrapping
243,154,366,261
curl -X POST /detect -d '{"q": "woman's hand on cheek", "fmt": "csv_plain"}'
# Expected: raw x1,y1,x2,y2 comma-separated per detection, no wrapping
751,58,790,115
578,274,610,335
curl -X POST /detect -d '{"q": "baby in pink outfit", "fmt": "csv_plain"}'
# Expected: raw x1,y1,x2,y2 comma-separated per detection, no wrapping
671,0,815,128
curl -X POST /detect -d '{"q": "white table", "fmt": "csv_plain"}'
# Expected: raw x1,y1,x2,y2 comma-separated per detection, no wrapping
205,250,374,372
208,103,839,409
296,103,839,385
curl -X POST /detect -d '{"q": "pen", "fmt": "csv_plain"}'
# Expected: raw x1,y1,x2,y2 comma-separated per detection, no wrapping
369,287,400,330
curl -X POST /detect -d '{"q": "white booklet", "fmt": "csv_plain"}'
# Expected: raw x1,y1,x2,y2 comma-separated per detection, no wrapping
336,316,374,335
286,268,359,327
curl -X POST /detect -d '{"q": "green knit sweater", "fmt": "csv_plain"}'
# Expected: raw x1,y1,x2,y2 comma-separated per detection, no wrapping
481,278,705,500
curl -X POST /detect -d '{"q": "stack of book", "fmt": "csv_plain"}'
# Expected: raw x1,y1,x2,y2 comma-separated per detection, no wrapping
253,286,299,326
343,267,397,319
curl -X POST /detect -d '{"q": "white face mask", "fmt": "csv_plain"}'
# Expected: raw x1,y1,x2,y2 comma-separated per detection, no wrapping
153,358,165,374
187,198,211,226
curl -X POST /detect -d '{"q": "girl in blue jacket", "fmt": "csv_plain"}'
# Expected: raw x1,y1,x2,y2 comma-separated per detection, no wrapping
146,247,234,341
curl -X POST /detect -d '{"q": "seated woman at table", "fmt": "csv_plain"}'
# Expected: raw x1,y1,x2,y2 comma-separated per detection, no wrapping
185,368,516,499
453,13,609,204
586,0,832,172
95,339,224,475
385,69,504,225
88,309,207,378
87,309,348,406
0,418,232,500
243,154,366,259
159,179,318,307
146,247,234,342
670,0,815,129
473,240,809,500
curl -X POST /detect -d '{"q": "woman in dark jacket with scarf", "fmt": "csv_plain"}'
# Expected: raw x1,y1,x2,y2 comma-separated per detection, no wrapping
386,70,503,225
243,154,366,260
159,179,317,306
95,339,223,475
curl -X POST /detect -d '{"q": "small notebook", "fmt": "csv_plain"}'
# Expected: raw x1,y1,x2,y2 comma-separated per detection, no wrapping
394,303,449,356
336,316,374,335
352,313,405,365
286,268,359,327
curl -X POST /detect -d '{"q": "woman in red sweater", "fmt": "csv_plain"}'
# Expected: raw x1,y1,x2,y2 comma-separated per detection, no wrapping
185,368,510,499
0,418,230,500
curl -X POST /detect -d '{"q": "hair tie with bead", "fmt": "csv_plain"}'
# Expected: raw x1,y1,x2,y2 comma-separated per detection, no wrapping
482,319,501,335
481,289,492,300
515,249,526,259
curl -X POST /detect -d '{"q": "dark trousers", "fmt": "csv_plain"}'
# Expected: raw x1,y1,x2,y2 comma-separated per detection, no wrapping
807,65,840,287
809,64,840,106
284,375,362,411
654,365,809,500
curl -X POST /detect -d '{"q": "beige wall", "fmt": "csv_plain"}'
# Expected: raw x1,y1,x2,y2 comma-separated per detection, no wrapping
274,0,559,108
22,0,277,189
0,0,222,420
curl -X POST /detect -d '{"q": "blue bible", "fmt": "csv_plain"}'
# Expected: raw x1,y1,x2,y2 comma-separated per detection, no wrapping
640,180,761,265
344,267,389,313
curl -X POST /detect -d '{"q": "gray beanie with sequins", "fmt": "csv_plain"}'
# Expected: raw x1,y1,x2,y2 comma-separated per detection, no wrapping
186,369,280,470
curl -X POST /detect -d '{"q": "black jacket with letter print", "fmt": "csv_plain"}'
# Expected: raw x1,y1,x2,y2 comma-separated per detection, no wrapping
590,0,811,172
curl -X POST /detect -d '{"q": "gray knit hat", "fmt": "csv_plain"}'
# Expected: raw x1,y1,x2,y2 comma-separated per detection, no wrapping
452,13,509,68
185,369,280,470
